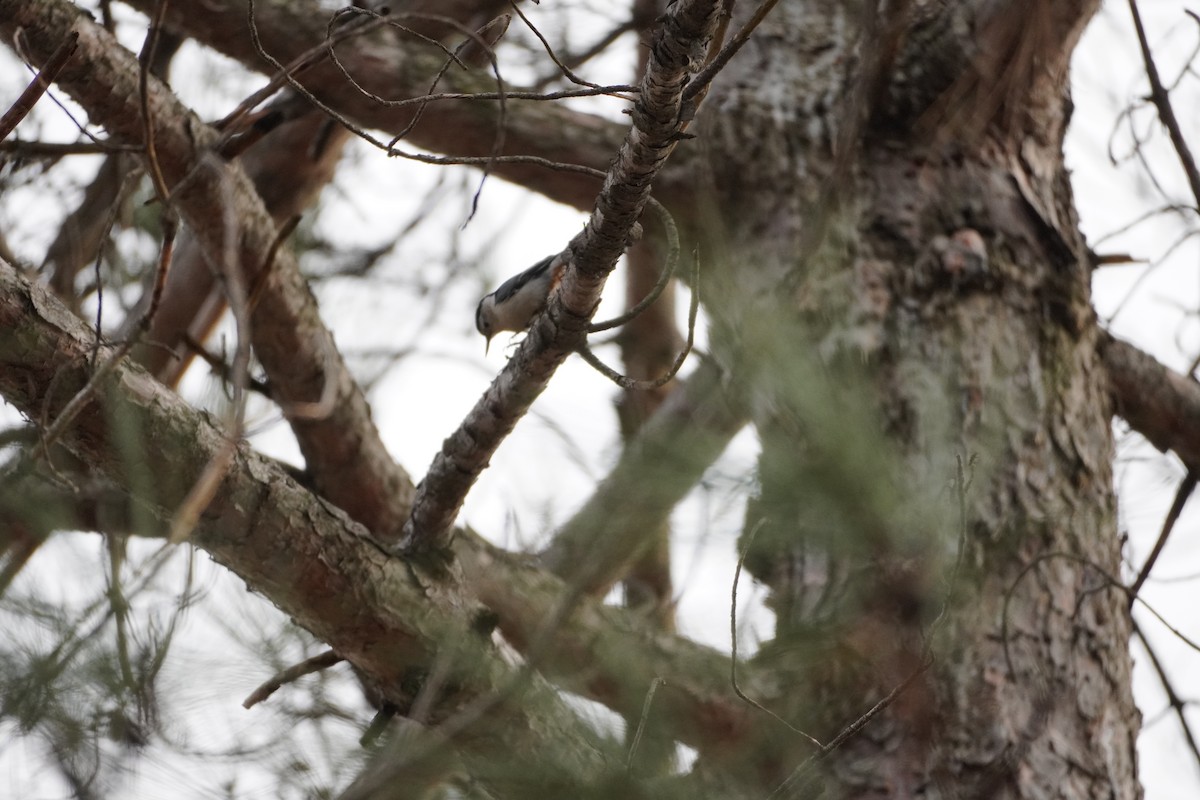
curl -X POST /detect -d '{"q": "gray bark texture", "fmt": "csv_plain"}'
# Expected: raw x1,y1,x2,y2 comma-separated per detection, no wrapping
0,0,1167,798
699,1,1139,797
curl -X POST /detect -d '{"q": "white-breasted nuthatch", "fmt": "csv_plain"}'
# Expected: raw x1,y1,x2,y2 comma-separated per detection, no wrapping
475,253,566,352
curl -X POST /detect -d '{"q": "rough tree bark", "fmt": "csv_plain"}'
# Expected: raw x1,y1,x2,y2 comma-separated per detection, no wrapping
698,1,1139,796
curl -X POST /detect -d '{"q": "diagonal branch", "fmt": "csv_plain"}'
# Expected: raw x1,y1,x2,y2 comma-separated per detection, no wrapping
456,529,782,766
0,29,77,140
120,0,629,212
398,0,724,555
0,256,790,792
1100,332,1200,470
0,256,615,795
543,359,748,596
1126,0,1200,211
0,0,416,538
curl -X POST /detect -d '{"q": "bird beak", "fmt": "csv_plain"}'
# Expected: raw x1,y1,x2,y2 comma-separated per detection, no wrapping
484,335,493,356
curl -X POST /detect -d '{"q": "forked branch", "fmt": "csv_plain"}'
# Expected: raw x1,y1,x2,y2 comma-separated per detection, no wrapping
398,0,726,555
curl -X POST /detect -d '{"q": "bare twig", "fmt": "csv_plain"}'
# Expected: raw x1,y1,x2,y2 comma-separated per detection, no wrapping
1127,0,1200,209
731,520,826,750
242,650,344,708
1132,619,1200,771
1002,551,1200,683
181,335,272,397
508,0,608,91
683,0,779,103
398,0,724,555
247,215,301,312
244,0,395,153
215,12,384,138
626,677,666,770
588,198,680,333
1128,471,1196,605
30,221,177,468
577,247,700,390
0,30,77,141
120,0,627,211
0,139,138,156
139,0,172,204
542,19,639,86
324,8,483,149
767,660,931,799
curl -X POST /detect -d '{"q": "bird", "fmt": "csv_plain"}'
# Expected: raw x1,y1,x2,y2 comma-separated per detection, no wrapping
475,253,566,353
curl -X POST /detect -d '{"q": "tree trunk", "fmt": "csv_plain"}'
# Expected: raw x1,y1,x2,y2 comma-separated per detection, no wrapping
696,1,1140,796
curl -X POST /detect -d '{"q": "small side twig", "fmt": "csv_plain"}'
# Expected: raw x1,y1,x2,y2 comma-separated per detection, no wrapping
683,0,780,104
730,519,826,750
0,139,139,156
216,12,384,136
626,676,666,770
577,248,699,391
0,30,78,141
1128,470,1196,605
1133,618,1200,771
243,649,344,709
180,334,272,398
1127,0,1200,209
588,197,680,333
536,19,639,88
508,0,608,91
247,214,301,312
767,660,930,799
1002,550,1200,682
139,0,173,205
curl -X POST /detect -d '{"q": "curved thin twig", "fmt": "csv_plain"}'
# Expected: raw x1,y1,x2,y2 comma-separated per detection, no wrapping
1133,619,1200,772
731,519,826,749
588,197,680,333
694,0,781,92
577,248,699,391
626,676,666,770
243,650,344,709
508,0,609,91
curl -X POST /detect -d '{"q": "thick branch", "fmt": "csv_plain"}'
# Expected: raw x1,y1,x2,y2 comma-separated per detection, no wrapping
0,0,415,537
456,529,781,766
1100,332,1200,470
0,257,613,794
0,255,788,792
399,0,723,554
120,0,627,212
130,112,349,385
543,359,747,595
